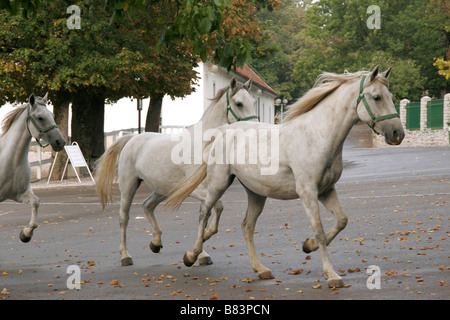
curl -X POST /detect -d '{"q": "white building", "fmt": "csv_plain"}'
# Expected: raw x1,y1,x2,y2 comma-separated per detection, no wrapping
160,62,278,131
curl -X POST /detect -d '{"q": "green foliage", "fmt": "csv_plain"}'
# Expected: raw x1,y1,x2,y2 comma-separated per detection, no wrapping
251,0,449,103
0,0,199,104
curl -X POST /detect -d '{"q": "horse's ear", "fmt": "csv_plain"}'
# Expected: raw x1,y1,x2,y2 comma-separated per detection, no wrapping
381,66,392,79
230,76,237,92
369,65,380,82
244,77,253,90
29,94,35,107
43,92,49,103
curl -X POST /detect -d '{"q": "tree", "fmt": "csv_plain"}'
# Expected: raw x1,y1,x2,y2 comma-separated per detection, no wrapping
1,1,199,168
1,0,279,172
251,0,449,103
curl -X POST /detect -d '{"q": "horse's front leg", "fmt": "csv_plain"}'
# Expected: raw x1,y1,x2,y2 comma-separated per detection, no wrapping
303,187,348,253
297,185,344,288
19,188,40,242
241,190,272,280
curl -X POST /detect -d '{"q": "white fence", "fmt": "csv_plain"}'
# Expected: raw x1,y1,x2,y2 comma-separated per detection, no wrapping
104,125,186,149
30,125,188,180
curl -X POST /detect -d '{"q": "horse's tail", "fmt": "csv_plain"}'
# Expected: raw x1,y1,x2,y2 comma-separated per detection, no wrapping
95,134,134,211
164,162,207,210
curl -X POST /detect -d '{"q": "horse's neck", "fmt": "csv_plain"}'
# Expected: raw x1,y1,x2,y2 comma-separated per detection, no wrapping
284,82,359,157
196,95,228,132
0,111,32,165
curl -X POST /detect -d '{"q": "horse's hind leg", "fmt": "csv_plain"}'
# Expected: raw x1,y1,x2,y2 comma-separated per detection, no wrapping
142,192,165,253
19,188,40,243
118,178,140,266
204,200,224,241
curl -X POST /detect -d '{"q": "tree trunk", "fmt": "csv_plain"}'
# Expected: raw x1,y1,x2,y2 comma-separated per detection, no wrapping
71,90,105,170
50,91,70,180
145,94,163,132
71,89,92,171
90,93,105,168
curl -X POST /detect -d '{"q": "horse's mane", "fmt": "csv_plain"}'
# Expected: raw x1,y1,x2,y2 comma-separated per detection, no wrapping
1,104,27,137
283,70,389,122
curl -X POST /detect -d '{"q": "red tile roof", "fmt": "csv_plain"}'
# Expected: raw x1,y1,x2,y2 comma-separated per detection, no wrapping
236,64,279,97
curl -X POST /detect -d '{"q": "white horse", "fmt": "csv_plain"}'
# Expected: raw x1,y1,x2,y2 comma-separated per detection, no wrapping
166,66,404,288
95,77,257,266
0,93,65,242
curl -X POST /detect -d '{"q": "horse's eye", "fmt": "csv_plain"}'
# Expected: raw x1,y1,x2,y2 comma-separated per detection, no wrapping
236,102,243,108
38,117,44,121
374,95,381,102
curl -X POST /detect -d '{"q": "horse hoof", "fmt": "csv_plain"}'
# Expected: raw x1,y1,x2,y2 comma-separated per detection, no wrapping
258,271,274,280
183,252,195,267
327,278,345,288
121,257,134,266
199,256,213,266
19,230,31,243
302,238,316,253
149,242,162,253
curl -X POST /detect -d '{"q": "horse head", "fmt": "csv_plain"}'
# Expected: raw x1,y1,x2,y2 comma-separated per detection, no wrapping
356,66,405,145
226,77,258,122
27,93,66,151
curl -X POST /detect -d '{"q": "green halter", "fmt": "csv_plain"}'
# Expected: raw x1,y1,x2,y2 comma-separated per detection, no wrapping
226,89,259,122
27,104,59,148
356,76,399,135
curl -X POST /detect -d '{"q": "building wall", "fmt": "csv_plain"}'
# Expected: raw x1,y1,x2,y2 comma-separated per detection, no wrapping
161,62,276,127
161,63,205,127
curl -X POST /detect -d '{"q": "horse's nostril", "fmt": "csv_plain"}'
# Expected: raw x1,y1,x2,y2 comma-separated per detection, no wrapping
393,131,399,141
56,139,65,147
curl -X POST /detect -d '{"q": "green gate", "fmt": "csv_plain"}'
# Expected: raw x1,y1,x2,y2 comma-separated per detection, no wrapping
427,99,443,129
406,101,420,130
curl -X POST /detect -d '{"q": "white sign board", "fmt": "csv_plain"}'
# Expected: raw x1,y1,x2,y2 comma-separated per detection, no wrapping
65,144,88,168
47,142,95,184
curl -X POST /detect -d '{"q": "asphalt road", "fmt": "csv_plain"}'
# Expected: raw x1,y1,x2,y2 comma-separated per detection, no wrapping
0,146,449,302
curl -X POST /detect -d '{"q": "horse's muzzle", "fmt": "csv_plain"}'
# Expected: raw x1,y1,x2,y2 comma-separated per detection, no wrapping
51,137,66,151
385,129,404,146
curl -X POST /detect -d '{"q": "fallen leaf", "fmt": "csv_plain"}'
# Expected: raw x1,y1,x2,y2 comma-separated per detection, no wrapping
312,284,322,289
288,269,303,275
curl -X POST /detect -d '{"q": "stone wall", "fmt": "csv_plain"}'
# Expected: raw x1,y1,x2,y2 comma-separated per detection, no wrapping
373,93,450,147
